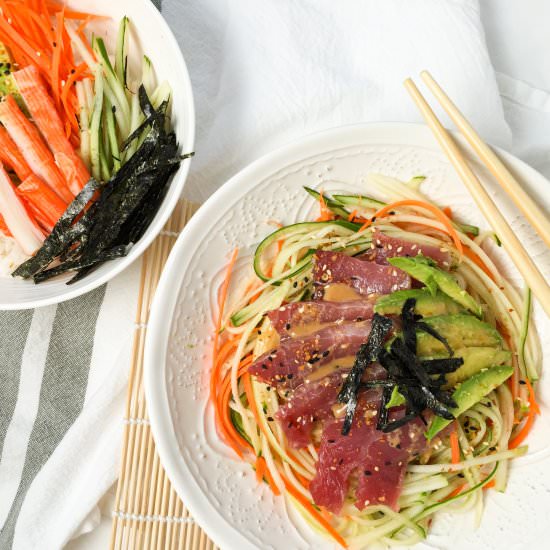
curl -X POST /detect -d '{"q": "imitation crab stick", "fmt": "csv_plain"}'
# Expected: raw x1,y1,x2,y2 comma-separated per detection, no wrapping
0,95,73,202
17,174,67,233
0,163,43,255
14,66,90,194
0,126,32,181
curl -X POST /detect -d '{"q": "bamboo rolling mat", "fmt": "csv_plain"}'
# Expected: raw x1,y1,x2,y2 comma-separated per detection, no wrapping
110,200,219,550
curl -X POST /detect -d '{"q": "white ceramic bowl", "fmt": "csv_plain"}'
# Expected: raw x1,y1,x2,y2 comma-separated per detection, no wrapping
144,123,550,550
0,0,194,310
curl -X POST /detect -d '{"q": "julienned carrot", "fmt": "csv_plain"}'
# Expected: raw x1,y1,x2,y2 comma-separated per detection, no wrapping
51,9,64,109
509,379,540,448
463,246,494,281
483,480,496,490
525,379,541,415
315,191,334,222
347,209,357,222
210,249,253,458
450,428,460,464
255,456,267,483
442,206,453,218
440,485,465,501
509,408,535,449
360,199,464,255
0,14,51,74
263,465,281,496
17,173,67,233
281,475,347,548
0,126,32,181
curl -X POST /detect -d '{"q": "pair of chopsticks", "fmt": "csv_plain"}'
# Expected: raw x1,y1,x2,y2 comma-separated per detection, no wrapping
404,71,550,318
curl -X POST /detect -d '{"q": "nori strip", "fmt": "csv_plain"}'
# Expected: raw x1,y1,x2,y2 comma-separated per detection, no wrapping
12,179,102,278
33,244,131,283
420,358,463,374
416,321,454,356
339,313,393,435
375,386,392,431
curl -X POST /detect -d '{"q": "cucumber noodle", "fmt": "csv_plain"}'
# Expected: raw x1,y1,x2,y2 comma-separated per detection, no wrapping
212,174,540,548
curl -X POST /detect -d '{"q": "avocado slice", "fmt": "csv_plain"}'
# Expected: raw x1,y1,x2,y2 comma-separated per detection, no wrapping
0,43,20,100
441,347,512,387
416,315,502,355
388,256,482,317
425,365,514,439
375,289,464,317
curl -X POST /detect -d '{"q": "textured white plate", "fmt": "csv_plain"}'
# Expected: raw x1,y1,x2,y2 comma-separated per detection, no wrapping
0,0,194,310
145,123,550,550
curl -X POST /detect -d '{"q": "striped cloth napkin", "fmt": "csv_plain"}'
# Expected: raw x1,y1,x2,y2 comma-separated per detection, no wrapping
0,264,140,549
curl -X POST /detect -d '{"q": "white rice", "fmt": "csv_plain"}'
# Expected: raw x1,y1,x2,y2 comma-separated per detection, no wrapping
0,234,29,276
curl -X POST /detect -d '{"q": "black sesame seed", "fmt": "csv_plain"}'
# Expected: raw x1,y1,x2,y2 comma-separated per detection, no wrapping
364,470,372,476
519,380,527,385
267,416,274,422
261,364,267,370
285,323,291,330
322,350,330,357
293,281,298,288
287,373,294,380
328,439,335,443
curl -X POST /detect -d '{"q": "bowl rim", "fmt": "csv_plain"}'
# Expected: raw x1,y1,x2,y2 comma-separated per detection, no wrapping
144,121,550,550
0,0,195,310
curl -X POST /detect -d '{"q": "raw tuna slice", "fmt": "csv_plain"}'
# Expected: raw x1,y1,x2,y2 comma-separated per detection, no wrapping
309,391,382,513
309,396,427,513
368,231,452,268
249,321,372,389
276,373,344,449
355,418,426,510
312,250,411,299
277,363,388,449
268,300,374,337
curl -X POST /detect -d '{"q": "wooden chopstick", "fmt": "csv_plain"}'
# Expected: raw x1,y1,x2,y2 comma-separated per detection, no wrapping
420,70,550,249
404,77,550,318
